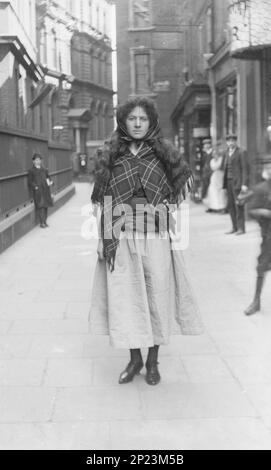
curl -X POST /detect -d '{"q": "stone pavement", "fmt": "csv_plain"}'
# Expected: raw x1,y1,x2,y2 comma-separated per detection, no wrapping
0,182,271,450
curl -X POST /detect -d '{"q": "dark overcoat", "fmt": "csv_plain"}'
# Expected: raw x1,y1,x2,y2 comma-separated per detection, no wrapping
222,147,249,191
248,180,271,275
27,166,53,209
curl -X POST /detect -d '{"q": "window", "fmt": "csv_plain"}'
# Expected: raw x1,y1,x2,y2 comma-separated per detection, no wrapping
68,0,75,15
217,82,238,139
30,85,35,131
103,11,106,35
206,7,213,53
130,0,151,29
39,27,47,64
51,29,57,69
133,52,151,93
104,53,108,86
15,66,25,128
88,0,92,25
96,5,99,31
226,84,237,135
39,102,44,134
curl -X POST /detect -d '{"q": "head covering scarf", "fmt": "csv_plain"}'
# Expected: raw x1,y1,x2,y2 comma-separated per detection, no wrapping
116,112,161,146
92,100,194,272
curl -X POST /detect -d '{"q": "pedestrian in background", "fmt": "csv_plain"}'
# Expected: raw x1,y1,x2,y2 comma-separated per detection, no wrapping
27,153,53,228
201,138,213,207
203,145,227,213
90,96,203,386
239,156,271,315
222,134,249,235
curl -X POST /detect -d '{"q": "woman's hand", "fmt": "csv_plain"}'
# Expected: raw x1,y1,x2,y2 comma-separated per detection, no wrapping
97,239,104,260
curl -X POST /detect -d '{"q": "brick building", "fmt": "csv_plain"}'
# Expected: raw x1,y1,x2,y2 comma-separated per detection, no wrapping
171,0,271,186
115,0,184,139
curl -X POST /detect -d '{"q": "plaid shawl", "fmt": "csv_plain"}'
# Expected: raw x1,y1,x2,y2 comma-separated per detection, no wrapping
103,143,173,270
91,117,193,271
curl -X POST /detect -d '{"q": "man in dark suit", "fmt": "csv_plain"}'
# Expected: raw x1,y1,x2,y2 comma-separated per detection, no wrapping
223,134,249,235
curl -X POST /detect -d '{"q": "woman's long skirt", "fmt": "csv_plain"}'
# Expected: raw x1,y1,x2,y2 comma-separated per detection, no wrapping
89,232,203,348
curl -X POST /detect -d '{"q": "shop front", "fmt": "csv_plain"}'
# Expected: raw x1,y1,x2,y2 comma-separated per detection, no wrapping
171,83,211,201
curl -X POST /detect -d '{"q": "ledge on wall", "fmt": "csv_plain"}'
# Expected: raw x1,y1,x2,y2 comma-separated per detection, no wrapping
0,184,75,254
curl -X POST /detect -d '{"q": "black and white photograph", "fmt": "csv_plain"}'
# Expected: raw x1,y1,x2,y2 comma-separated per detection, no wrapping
0,0,271,454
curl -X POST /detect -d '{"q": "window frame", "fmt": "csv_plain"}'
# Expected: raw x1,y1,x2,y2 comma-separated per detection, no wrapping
129,0,153,31
130,47,153,95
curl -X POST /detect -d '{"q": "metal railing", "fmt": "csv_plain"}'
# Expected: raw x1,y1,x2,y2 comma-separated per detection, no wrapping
0,129,73,221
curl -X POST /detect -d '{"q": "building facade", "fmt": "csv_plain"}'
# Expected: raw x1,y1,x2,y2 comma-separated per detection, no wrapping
36,0,115,174
115,0,185,139
228,0,271,180
171,0,212,178
171,0,267,188
0,0,75,253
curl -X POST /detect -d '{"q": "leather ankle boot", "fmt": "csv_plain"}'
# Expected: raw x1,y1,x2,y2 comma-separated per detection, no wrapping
244,298,260,315
145,361,161,385
119,360,143,384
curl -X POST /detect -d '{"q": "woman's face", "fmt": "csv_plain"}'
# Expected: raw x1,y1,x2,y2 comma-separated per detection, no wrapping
125,106,150,140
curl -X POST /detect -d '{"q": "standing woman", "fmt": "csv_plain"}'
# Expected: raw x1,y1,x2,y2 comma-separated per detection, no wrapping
27,153,53,228
90,97,203,386
203,147,227,213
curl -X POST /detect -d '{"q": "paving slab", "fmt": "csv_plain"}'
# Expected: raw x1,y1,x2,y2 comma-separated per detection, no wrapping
0,184,271,449
52,387,143,422
0,422,110,450
0,387,57,422
0,336,33,359
28,335,85,358
139,382,257,419
9,319,89,335
109,417,271,450
44,358,93,387
0,359,46,386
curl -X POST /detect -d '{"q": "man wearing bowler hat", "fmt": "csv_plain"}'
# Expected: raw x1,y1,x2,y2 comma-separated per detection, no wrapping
223,134,249,235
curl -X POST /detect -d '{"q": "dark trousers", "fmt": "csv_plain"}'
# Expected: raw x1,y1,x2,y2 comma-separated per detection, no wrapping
226,180,245,232
257,222,271,276
38,207,48,225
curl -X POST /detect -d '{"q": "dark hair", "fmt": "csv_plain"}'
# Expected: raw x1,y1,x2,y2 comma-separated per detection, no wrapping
93,97,193,203
32,153,42,161
116,96,160,130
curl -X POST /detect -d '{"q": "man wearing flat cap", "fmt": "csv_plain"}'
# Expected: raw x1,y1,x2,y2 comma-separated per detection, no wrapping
201,138,213,204
238,155,271,315
223,134,249,235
